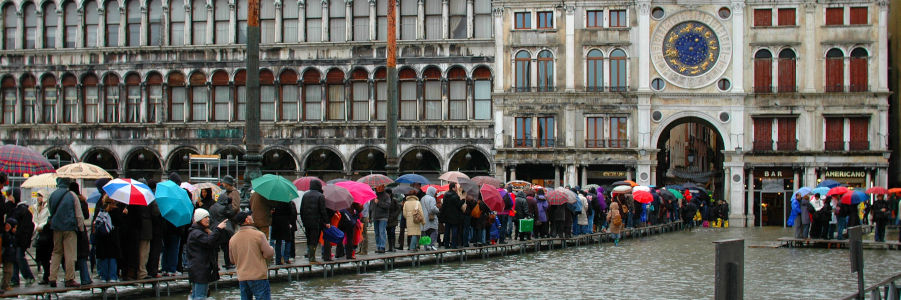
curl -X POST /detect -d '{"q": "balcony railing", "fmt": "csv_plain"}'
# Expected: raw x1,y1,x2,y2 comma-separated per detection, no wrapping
512,138,557,148
849,141,869,151
753,140,773,151
585,139,605,148
513,138,534,148
754,85,774,93
849,84,869,92
607,139,628,148
777,85,797,93
825,140,844,151
825,84,844,92
776,140,798,151
510,86,558,93
608,85,629,92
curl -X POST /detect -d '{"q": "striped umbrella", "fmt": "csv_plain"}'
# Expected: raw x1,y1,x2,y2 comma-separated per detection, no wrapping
0,145,55,176
545,189,568,206
357,174,394,188
103,178,155,206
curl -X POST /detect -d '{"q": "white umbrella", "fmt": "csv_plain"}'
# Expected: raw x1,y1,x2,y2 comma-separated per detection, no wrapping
21,173,59,188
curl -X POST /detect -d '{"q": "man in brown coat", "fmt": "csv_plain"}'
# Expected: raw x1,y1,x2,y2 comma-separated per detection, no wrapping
249,192,273,239
230,211,274,300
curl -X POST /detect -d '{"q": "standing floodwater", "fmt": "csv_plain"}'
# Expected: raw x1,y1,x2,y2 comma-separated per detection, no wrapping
169,227,901,299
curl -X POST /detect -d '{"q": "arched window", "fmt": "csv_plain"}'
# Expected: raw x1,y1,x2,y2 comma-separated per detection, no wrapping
609,49,627,91
41,75,57,123
23,2,36,49
283,0,299,42
235,70,246,120
352,0,368,41
105,0,120,46
61,74,77,123
1,77,15,124
126,0,141,46
170,0,185,45
350,68,369,120
261,70,276,121
261,0,275,43
586,50,603,91
84,0,99,47
753,49,773,93
168,72,186,121
303,69,322,120
849,48,868,92
280,70,299,121
306,0,322,42
43,1,58,48
214,0,229,44
192,0,207,44
329,0,346,42
515,51,530,91
423,67,441,120
125,74,141,122
473,0,491,38
449,0,465,39
448,67,467,120
398,68,417,120
473,66,492,120
83,74,100,122
103,74,119,122
537,50,554,91
374,68,386,120
211,70,229,121
22,75,36,123
146,72,162,122
148,0,162,45
63,1,77,47
3,3,16,49
825,48,844,92
777,49,796,92
189,72,207,122
326,69,345,120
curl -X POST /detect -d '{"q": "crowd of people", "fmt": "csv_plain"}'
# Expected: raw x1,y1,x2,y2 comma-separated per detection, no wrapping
789,190,898,242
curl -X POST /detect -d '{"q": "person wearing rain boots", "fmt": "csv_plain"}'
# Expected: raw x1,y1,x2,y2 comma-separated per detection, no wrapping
300,180,329,263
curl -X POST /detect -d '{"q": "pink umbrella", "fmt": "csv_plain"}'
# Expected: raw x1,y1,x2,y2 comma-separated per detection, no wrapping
293,176,324,191
480,184,504,212
335,181,377,205
472,176,503,188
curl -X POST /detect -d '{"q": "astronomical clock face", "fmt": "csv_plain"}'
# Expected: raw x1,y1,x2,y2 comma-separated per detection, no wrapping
651,11,732,89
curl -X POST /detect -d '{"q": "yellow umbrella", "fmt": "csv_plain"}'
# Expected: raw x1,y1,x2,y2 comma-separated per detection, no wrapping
56,162,113,179
21,173,58,188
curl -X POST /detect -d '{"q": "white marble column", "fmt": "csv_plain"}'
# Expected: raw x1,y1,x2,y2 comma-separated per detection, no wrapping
876,0,888,92
369,0,376,40
726,162,746,227
441,0,447,39
322,0,329,41
56,8,63,48
76,8,84,47
35,10,43,49
554,166,561,187
636,1,650,91
580,166,587,187
274,2,283,43
493,7,503,93
98,6,107,47
510,166,516,181
564,6,574,91
730,1,744,92
298,2,306,42
184,4,192,44
416,0,424,39
746,168,755,226
119,7,127,46
803,3,815,92
15,10,23,49
465,0,472,38
346,1,353,41
140,5,148,45
162,5,170,45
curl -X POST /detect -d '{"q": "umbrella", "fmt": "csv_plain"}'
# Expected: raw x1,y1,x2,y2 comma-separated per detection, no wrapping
392,185,415,195
357,174,394,188
327,178,350,184
612,180,631,187
827,186,849,197
683,182,701,190
865,186,888,195
421,184,449,193
532,185,544,190
817,179,841,188
558,188,578,204
55,162,112,179
439,171,468,183
396,174,430,185
180,182,197,193
665,184,684,191
612,185,632,194
457,177,480,197
889,188,901,196
472,176,502,188
633,190,653,204
323,184,354,211
103,178,155,206
480,184,504,212
293,176,324,191
657,189,676,202
192,182,222,197
633,186,650,193
335,181,377,205
252,174,300,203
667,188,684,200
86,190,102,204
582,184,600,191
506,180,532,190
841,191,868,205
0,144,55,176
21,173,59,188
545,189,568,206
811,187,831,197
155,180,194,227
624,180,638,187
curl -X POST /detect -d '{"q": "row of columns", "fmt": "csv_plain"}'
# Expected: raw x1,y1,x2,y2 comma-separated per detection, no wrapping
504,164,635,188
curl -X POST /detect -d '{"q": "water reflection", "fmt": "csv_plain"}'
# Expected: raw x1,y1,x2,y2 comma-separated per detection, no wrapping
186,228,901,299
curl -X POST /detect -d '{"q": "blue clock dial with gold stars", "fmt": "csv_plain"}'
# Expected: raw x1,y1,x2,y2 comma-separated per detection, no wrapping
662,21,720,76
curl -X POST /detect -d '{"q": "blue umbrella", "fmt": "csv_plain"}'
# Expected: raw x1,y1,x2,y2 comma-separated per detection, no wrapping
850,190,868,205
87,190,102,204
787,187,812,227
817,179,841,188
811,187,830,197
396,174,430,185
154,180,194,227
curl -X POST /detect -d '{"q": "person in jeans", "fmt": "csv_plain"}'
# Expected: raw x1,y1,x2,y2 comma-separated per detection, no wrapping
9,188,35,286
229,211,274,300
370,185,391,253
186,209,226,300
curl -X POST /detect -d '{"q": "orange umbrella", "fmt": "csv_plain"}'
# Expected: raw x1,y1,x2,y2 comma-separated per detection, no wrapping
625,180,638,187
888,188,901,196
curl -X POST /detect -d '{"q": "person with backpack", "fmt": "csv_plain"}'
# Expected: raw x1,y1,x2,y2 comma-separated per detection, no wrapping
401,193,424,251
535,191,549,238
607,196,625,246
8,188,35,286
335,203,361,259
575,191,590,235
513,191,530,241
93,194,123,282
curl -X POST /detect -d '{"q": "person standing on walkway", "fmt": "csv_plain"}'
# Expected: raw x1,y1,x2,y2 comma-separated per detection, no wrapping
300,180,329,262
386,190,402,252
1,218,18,292
606,197,624,246
93,194,123,282
402,194,424,251
370,185,391,253
420,186,440,250
9,188,35,286
210,175,240,269
871,194,891,242
230,211,274,300
47,178,79,288
32,191,52,285
270,201,296,264
440,183,463,249
249,192,273,239
186,209,226,300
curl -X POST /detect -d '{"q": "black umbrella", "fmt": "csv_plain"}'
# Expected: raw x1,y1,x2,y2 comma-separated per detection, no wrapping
665,184,684,191
457,177,480,198
682,182,702,190
392,185,415,195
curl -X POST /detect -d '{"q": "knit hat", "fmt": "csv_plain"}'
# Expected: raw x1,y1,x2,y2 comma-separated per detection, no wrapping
5,218,17,227
193,208,210,223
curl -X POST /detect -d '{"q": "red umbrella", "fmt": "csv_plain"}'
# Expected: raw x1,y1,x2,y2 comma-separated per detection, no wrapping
826,186,849,196
865,186,888,195
335,181,377,205
545,189,568,206
421,184,449,193
0,145,55,176
357,174,393,188
480,184,504,212
888,188,901,196
633,190,653,204
293,176,324,191
472,176,503,188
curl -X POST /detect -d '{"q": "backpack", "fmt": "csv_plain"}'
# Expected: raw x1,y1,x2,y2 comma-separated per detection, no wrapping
568,198,583,214
93,211,113,237
470,203,482,218
612,213,623,227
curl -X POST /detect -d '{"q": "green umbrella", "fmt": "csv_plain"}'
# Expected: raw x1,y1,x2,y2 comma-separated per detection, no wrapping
251,174,300,202
667,188,684,200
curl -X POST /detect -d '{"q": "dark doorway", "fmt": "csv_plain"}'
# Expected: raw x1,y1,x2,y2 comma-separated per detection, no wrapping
656,117,725,200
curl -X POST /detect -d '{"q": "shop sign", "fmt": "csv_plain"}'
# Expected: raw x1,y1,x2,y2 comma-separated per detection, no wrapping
588,171,627,179
824,170,866,178
754,168,792,178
